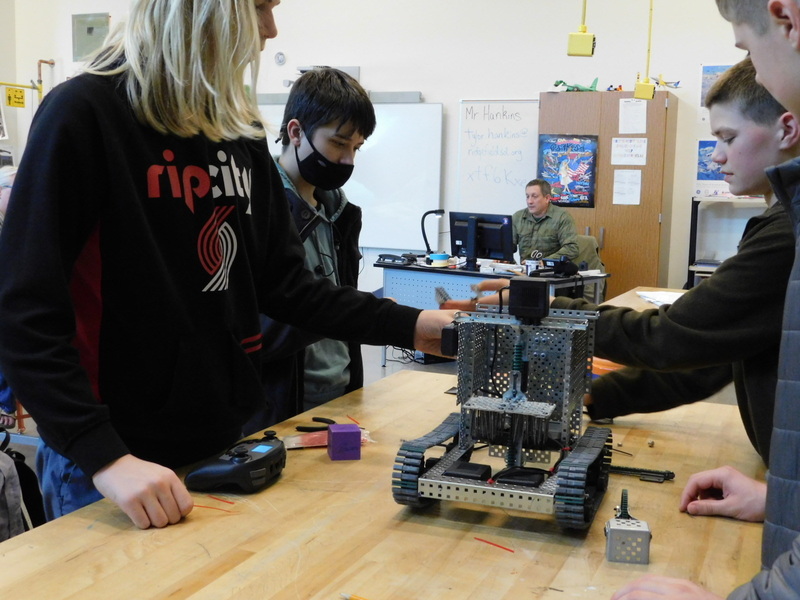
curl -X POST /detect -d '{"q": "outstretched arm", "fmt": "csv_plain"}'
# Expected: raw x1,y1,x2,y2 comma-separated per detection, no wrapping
413,309,457,356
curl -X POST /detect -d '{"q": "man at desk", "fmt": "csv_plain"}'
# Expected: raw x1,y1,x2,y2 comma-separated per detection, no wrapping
512,178,579,262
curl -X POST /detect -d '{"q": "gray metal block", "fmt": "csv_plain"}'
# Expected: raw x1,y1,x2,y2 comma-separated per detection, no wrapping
604,518,652,564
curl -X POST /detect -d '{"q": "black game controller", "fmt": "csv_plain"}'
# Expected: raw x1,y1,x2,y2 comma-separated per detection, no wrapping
184,431,286,493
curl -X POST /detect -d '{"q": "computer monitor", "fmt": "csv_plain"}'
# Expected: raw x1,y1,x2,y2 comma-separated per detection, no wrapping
449,211,515,271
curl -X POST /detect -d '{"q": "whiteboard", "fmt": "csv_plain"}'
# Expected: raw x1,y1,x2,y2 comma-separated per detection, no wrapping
456,99,539,216
258,102,443,250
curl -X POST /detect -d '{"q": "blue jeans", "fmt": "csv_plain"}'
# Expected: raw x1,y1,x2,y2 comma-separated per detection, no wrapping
36,443,103,521
0,373,15,414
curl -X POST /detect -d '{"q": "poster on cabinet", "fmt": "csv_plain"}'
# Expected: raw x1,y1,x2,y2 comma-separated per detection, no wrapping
537,134,597,208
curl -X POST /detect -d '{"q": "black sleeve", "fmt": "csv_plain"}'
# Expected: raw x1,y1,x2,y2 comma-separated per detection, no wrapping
588,363,733,420
0,78,130,473
551,209,793,371
260,313,324,360
251,152,420,351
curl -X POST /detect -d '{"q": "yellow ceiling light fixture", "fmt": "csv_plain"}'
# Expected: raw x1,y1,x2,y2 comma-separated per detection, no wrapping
634,0,657,99
567,0,596,57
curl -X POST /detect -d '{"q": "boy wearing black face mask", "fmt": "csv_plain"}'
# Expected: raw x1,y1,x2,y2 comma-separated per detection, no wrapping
249,67,376,431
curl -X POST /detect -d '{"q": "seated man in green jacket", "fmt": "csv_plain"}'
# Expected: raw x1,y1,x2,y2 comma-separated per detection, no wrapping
512,178,579,262
444,57,799,466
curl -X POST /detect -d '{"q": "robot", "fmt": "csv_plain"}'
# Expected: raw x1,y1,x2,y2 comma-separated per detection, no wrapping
392,277,613,529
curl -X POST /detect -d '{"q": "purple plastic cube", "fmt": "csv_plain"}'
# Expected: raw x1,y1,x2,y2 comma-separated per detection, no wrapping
327,423,362,461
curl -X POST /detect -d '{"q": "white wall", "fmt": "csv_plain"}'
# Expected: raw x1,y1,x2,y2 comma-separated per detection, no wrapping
0,0,18,162
1,0,747,292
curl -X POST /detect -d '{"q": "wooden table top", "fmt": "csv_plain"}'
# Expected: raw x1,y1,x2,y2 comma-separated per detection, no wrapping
603,285,686,311
0,369,763,599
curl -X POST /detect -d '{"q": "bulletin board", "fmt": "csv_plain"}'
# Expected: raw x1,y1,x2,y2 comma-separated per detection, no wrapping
456,99,539,215
258,102,443,250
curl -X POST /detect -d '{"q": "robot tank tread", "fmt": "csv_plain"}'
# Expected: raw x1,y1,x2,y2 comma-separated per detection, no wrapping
391,415,612,529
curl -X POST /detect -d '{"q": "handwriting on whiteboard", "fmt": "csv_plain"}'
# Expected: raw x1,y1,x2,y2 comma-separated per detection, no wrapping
457,100,539,215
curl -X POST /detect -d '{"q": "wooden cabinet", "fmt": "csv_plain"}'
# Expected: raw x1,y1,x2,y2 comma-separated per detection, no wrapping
538,91,678,298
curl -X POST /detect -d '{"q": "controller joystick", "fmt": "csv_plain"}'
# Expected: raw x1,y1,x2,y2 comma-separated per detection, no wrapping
185,433,286,493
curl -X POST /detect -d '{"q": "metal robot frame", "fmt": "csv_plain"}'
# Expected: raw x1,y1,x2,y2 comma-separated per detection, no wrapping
392,277,612,529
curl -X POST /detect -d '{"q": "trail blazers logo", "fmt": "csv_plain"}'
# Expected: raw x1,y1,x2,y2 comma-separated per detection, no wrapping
147,149,252,291
199,205,237,291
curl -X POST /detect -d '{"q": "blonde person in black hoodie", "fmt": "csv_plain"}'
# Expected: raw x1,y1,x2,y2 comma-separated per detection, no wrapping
0,0,453,530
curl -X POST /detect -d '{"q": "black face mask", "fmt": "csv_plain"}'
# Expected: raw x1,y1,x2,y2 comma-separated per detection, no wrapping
295,133,354,191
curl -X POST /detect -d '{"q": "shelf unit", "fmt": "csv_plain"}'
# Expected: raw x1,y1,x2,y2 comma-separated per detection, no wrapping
686,196,765,287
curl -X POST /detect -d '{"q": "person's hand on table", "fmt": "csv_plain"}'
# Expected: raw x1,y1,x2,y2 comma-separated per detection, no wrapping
679,465,766,522
439,278,511,310
92,454,194,529
413,309,458,356
612,575,722,600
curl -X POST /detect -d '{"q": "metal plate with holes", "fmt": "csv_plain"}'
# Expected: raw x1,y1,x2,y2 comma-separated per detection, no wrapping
605,518,652,564
381,267,498,310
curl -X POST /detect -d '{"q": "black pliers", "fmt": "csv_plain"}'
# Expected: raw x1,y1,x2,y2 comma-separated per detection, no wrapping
295,416,336,432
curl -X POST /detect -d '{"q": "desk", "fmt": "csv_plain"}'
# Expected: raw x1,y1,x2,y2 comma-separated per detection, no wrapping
377,262,608,309
377,262,607,365
0,370,762,599
604,285,687,310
